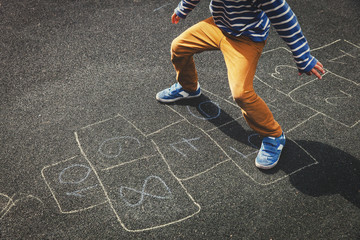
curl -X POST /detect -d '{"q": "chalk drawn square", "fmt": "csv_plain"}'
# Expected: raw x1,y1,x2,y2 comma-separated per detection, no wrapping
207,121,317,185
168,92,243,132
41,156,107,213
255,47,314,94
76,115,156,170
290,72,360,127
99,155,200,232
150,121,229,180
312,40,360,84
119,95,185,136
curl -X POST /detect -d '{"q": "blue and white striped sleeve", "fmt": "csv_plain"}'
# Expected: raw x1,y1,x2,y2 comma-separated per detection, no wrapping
175,0,201,19
256,0,317,73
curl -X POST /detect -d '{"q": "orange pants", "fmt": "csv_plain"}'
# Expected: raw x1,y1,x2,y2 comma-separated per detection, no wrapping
171,17,282,137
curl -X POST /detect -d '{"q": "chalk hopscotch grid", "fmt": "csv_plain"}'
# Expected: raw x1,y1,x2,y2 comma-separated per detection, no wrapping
40,39,358,232
72,66,324,186
41,156,108,214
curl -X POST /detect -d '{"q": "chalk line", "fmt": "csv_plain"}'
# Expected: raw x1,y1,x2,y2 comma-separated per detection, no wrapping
312,39,341,52
201,88,240,108
41,155,108,214
76,131,201,232
119,105,233,182
230,137,319,186
269,65,298,81
100,154,158,172
262,47,291,54
344,40,360,49
165,105,232,162
80,114,120,130
285,113,321,134
160,89,322,186
146,119,186,137
206,116,243,133
324,69,359,86
256,69,359,129
153,3,171,12
179,159,231,182
0,193,44,220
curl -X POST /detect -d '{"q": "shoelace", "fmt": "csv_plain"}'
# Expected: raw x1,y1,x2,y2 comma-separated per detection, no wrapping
262,138,280,154
169,83,181,94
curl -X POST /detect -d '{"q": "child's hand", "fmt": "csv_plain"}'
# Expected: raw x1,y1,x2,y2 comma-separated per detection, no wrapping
299,61,325,79
171,12,181,24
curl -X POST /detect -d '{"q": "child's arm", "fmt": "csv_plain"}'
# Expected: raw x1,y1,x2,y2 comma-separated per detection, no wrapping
256,0,325,79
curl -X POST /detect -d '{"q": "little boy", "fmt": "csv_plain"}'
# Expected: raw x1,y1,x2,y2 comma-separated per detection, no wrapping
156,0,325,169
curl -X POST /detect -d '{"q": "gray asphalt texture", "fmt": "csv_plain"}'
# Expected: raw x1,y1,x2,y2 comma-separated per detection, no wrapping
1,0,359,239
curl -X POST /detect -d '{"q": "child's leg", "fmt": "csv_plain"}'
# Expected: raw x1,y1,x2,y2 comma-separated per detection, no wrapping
220,36,282,137
171,17,223,92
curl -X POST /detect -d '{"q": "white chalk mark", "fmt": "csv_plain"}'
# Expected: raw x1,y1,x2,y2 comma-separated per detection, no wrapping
287,75,320,96
230,146,258,159
118,114,147,137
254,75,274,89
119,176,172,207
262,47,291,54
269,65,298,81
265,99,280,114
152,138,202,196
230,137,318,186
165,105,232,161
153,3,171,12
206,117,243,133
100,154,158,172
311,39,342,52
98,136,141,158
324,69,359,86
66,185,99,198
343,40,360,49
146,119,185,137
106,139,201,232
59,164,92,184
76,130,201,232
0,193,44,220
0,193,15,220
202,88,240,108
80,114,120,130
258,70,358,129
179,159,231,181
41,156,108,214
328,49,356,64
325,90,352,106
186,101,221,120
75,132,128,220
170,137,200,157
284,69,359,128
286,113,320,133
288,93,358,129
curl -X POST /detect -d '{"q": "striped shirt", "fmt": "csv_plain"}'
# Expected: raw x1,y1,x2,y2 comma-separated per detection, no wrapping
175,0,317,73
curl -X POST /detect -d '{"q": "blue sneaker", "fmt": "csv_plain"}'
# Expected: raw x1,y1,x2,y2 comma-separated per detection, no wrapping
156,83,201,103
255,133,286,169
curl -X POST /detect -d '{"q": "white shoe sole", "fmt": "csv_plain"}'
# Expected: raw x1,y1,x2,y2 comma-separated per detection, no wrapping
156,92,201,103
